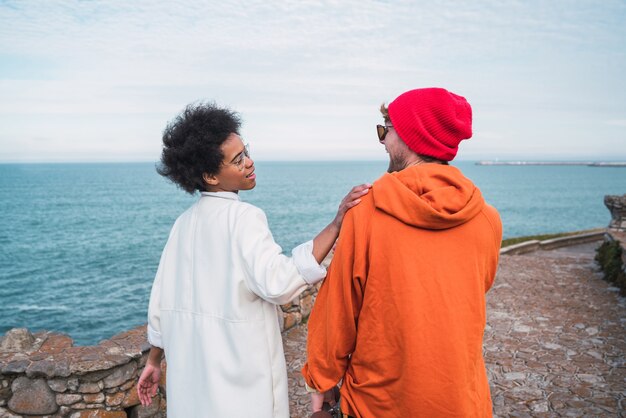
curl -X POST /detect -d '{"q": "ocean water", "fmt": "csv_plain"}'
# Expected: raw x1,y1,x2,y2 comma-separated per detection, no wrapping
0,161,624,345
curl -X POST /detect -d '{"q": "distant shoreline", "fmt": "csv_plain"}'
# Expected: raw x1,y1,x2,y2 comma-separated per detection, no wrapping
476,161,626,167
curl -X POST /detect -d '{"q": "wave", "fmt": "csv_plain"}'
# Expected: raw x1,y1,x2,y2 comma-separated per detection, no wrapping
15,304,71,312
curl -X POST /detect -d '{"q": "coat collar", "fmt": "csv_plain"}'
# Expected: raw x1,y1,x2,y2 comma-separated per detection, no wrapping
200,191,241,201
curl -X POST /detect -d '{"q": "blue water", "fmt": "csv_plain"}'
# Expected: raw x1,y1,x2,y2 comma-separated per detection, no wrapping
0,161,624,345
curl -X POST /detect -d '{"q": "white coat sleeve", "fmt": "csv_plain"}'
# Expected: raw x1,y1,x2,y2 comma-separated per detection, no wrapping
146,223,178,349
236,205,327,305
147,252,164,348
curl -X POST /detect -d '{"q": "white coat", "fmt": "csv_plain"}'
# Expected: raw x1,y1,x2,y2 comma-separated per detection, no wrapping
147,191,326,417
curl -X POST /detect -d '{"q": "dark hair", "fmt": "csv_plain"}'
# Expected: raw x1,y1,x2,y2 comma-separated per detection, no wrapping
157,102,241,194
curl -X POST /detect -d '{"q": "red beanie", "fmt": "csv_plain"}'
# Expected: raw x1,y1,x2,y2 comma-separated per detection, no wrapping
387,87,472,161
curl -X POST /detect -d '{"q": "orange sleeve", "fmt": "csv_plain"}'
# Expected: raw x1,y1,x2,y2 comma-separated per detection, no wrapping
484,204,503,292
301,209,367,392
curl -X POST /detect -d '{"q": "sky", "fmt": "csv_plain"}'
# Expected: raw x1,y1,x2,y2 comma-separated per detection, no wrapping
0,0,625,162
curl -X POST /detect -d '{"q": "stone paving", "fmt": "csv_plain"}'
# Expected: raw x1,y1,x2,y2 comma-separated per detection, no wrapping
284,241,626,417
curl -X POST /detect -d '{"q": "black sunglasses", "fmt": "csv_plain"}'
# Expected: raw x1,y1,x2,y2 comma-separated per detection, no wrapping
376,124,391,143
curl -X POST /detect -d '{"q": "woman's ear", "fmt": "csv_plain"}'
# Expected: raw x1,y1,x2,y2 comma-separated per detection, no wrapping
202,172,219,186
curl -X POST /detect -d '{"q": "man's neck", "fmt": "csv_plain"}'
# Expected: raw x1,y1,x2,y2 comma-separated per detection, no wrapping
388,154,446,173
403,155,445,169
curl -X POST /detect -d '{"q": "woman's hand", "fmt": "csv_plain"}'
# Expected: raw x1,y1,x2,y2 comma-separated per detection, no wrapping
137,362,161,406
137,347,163,406
332,183,372,230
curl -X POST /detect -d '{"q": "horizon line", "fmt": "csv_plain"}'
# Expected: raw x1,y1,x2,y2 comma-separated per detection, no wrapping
2,158,626,165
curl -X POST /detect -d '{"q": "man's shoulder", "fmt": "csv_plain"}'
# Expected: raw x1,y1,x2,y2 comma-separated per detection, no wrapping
481,202,501,223
479,202,503,244
348,188,376,219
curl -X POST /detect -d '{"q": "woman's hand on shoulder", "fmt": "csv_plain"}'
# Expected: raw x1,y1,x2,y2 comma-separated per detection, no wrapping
332,183,372,230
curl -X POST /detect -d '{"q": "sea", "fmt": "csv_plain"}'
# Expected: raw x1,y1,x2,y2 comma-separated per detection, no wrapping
0,161,624,345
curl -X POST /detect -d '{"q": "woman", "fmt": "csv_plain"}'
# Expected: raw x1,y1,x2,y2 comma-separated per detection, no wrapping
136,102,370,417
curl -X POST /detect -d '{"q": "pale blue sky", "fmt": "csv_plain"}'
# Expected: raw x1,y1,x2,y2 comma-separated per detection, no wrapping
1,0,625,162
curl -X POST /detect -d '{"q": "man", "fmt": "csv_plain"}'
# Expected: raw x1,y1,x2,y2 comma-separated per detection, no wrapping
302,87,502,417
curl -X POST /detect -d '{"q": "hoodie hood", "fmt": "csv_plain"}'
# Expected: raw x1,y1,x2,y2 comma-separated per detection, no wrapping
372,164,484,230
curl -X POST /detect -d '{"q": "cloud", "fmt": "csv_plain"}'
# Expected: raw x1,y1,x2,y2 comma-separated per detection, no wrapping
1,0,625,161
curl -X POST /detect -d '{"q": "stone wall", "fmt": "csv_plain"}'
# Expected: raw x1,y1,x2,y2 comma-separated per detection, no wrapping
279,282,320,331
597,230,626,296
597,194,626,296
604,194,626,232
0,281,322,417
603,194,626,271
0,327,163,418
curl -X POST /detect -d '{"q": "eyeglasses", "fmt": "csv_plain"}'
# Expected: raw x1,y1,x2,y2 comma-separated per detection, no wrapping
376,125,392,143
228,143,251,171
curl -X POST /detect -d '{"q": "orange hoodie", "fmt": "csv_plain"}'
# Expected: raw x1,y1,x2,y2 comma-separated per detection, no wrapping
302,164,502,418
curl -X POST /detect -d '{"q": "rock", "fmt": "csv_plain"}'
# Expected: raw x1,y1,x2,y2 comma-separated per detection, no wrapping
0,329,35,352
81,369,115,383
137,354,148,368
59,405,72,416
73,401,106,409
71,360,110,375
508,386,543,401
83,393,105,404
26,359,57,378
512,324,532,333
283,312,302,331
38,333,74,353
158,360,167,397
585,326,598,335
504,372,526,380
122,383,140,407
105,391,125,407
8,377,58,415
53,359,72,377
529,400,549,412
570,385,592,398
300,294,314,318
78,382,102,393
543,343,563,350
139,342,151,354
48,378,68,392
129,394,160,418
103,362,137,389
577,373,603,384
70,410,128,418
0,387,10,406
158,397,166,415
120,380,135,391
605,194,626,231
0,406,21,418
106,346,124,356
586,350,603,360
67,378,80,391
56,393,83,405
1,360,30,374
